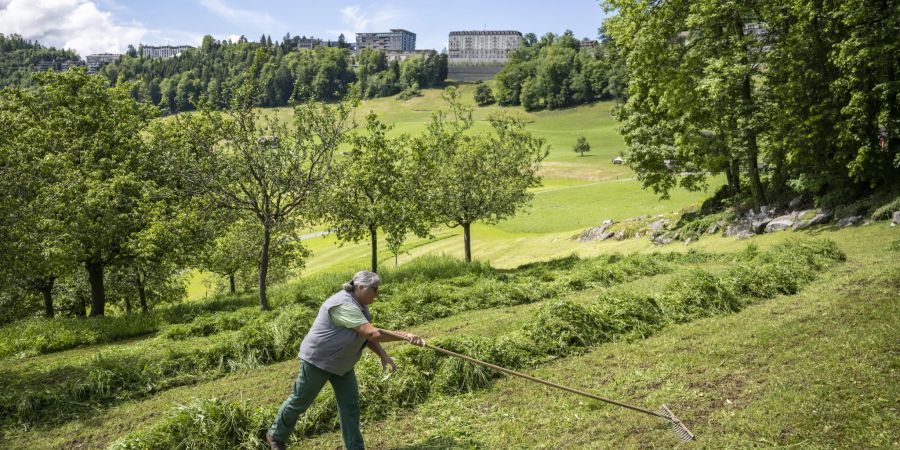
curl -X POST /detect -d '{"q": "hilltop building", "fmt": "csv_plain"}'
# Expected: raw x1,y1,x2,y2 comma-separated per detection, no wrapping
448,30,522,64
356,29,416,51
85,53,121,73
34,59,82,72
140,44,194,59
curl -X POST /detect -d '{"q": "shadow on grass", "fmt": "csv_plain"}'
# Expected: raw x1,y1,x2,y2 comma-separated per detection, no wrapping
390,435,485,450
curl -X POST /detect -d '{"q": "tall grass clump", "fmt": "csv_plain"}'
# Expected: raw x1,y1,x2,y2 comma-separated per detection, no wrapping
160,307,262,340
109,398,270,450
381,254,495,284
0,314,160,358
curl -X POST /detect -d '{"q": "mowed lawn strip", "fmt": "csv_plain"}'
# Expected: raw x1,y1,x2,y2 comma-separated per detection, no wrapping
297,242,898,449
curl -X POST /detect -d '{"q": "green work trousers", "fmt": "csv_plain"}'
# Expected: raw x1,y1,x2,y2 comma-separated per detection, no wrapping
269,360,364,449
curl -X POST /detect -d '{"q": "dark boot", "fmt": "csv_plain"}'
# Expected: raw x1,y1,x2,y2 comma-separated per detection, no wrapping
266,431,286,450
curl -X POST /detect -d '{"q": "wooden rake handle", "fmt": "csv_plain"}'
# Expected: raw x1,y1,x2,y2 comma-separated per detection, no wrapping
378,328,669,420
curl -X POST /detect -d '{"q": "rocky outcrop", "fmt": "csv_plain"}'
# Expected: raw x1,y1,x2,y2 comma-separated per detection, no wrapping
577,219,617,242
892,211,900,227
793,211,831,230
837,215,862,227
765,213,798,233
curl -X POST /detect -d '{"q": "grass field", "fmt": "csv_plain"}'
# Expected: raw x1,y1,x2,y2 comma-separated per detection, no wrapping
1,84,897,449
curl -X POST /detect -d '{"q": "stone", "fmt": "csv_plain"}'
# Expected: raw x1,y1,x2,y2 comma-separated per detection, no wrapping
794,212,831,230
752,219,772,234
789,196,804,209
892,211,900,226
652,235,673,245
706,223,719,234
649,219,668,234
735,230,754,240
597,231,615,241
613,230,626,240
808,212,831,226
837,215,862,227
725,219,755,238
684,237,694,245
765,214,796,233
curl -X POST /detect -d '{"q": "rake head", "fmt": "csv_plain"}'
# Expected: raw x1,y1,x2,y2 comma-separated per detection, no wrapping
658,404,695,442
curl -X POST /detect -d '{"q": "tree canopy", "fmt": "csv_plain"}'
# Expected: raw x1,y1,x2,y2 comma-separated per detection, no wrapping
416,88,548,261
603,0,899,207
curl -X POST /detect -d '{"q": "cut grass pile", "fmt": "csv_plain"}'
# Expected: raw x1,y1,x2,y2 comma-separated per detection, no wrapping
109,238,844,449
0,251,692,431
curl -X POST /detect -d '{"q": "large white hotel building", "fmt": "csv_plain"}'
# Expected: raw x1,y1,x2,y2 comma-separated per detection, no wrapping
448,30,523,64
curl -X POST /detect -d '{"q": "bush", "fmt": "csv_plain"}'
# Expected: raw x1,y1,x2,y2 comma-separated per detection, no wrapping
473,81,495,106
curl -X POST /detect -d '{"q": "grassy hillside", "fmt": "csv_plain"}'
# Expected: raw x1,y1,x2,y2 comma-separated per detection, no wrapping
1,85,896,449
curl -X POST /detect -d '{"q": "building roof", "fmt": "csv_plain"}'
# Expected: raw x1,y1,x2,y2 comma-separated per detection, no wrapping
449,30,522,36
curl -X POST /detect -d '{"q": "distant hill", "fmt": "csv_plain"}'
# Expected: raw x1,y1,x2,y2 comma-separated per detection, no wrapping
0,34,80,88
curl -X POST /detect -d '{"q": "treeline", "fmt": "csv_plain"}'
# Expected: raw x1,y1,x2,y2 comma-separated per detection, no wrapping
0,34,80,87
604,0,899,208
488,30,627,110
0,57,544,322
100,35,448,112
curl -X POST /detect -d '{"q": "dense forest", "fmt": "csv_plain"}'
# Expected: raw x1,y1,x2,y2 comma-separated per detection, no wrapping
492,30,627,110
0,34,80,87
100,35,449,112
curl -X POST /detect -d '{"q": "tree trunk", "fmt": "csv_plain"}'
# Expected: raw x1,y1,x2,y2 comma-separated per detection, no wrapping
229,273,236,295
86,259,106,317
370,224,378,273
137,270,149,313
258,225,271,311
462,222,472,262
39,278,55,319
124,294,132,314
736,17,766,210
746,149,766,209
73,292,87,317
729,158,741,194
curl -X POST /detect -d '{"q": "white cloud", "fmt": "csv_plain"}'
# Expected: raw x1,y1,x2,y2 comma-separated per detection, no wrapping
0,0,149,55
337,4,408,36
197,0,283,30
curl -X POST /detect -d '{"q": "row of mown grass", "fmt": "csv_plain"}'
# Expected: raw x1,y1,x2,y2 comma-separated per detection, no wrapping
0,251,697,431
108,238,845,449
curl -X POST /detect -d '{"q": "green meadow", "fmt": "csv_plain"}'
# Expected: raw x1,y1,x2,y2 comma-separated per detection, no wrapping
1,85,897,449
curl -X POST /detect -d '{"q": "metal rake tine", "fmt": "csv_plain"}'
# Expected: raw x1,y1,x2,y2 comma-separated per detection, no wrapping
659,404,695,442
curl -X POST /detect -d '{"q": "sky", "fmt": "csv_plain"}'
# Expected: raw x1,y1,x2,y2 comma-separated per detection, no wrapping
0,0,611,57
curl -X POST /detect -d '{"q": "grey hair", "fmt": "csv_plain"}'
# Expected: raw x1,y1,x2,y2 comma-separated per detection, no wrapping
342,271,382,292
